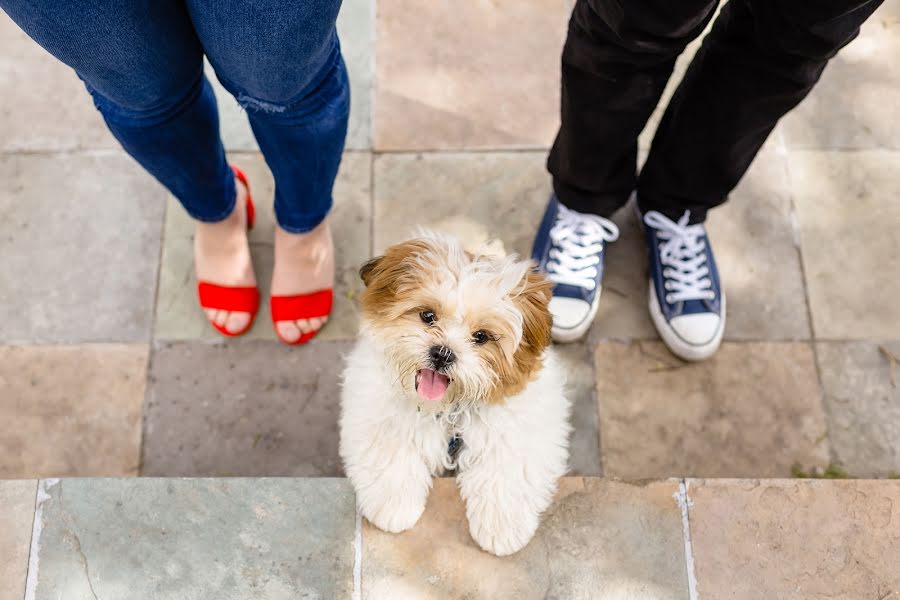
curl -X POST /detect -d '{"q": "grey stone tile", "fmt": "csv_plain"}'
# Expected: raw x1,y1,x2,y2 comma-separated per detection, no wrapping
554,344,601,476
778,10,900,150
374,0,568,150
816,341,900,477
0,345,147,478
362,477,689,599
0,480,36,600
789,150,900,339
0,12,116,152
211,0,373,151
32,478,355,599
142,340,352,476
373,152,549,255
688,479,900,600
154,151,371,342
595,341,830,478
592,142,810,341
0,153,166,344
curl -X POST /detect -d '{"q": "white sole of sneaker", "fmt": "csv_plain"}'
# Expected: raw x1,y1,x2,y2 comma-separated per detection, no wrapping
550,287,602,343
648,284,726,361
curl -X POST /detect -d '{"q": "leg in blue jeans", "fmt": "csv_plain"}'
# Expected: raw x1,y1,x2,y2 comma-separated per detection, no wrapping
0,0,348,232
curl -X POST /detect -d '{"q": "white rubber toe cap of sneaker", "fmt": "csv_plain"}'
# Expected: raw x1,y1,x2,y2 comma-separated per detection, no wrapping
669,313,722,345
549,296,591,329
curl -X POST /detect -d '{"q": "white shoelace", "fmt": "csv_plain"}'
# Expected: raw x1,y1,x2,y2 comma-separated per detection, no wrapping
643,210,715,304
545,205,620,291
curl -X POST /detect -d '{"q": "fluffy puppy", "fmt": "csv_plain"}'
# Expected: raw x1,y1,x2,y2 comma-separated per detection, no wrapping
339,233,571,556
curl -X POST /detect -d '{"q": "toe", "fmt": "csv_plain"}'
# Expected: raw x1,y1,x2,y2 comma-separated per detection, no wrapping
205,309,218,323
296,319,313,334
214,310,228,327
225,311,251,334
276,320,301,343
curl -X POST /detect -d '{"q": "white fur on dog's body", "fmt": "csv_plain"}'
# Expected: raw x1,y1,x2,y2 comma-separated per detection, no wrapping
340,332,571,556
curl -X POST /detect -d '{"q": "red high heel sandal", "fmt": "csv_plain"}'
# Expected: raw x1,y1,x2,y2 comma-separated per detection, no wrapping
196,165,260,338
270,289,333,345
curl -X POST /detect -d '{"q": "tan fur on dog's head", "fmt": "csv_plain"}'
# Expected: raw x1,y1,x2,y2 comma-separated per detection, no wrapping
359,233,552,404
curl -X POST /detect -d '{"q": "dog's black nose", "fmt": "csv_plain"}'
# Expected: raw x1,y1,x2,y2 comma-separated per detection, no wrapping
429,345,456,370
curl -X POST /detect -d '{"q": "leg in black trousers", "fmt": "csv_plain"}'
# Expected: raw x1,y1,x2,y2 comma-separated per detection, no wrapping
639,0,884,223
547,0,719,217
550,0,884,222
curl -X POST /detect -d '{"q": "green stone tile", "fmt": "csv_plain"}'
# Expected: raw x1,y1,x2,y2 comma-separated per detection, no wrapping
32,478,356,599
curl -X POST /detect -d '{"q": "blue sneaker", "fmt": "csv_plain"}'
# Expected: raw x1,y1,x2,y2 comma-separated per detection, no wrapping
532,195,620,342
640,208,725,361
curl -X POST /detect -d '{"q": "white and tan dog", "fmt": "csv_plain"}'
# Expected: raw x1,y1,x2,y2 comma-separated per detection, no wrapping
339,233,571,556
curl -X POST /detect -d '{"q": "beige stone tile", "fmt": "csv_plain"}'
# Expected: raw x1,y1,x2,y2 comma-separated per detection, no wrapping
593,143,810,341
0,12,115,151
374,0,568,150
362,477,689,600
0,153,166,344
373,152,549,255
789,150,900,339
816,341,900,477
154,151,371,341
0,345,147,478
595,341,830,478
778,10,900,150
688,479,900,600
0,480,36,600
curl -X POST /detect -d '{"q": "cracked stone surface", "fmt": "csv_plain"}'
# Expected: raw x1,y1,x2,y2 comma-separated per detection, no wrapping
362,477,689,599
688,479,900,600
30,478,356,599
0,480,36,600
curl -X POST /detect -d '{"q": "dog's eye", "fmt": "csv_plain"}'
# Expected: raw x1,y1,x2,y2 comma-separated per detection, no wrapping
472,330,490,345
420,310,436,325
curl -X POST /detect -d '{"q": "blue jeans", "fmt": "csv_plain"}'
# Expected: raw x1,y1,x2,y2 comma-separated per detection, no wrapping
1,0,349,232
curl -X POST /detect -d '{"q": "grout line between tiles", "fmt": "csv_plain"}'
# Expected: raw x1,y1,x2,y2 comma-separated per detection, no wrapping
23,479,58,600
20,480,38,600
675,479,699,600
353,508,362,600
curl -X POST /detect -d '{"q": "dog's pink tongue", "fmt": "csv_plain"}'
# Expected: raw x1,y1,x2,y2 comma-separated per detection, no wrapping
417,368,450,402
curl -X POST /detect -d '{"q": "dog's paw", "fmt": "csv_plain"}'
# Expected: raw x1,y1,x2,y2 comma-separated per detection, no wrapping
466,500,540,556
360,490,427,534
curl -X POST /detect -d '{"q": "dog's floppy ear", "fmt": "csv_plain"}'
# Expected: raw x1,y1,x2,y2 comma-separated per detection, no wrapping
513,267,553,355
359,256,383,287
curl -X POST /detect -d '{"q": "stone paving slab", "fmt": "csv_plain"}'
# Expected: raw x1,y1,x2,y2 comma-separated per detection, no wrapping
816,341,900,477
592,142,811,342
0,480,36,600
0,12,115,152
212,0,373,151
362,477,689,600
778,11,900,150
0,345,147,479
555,343,602,476
154,151,371,342
142,340,351,477
373,151,550,256
594,341,830,478
374,0,568,150
0,153,166,344
30,478,356,599
790,150,900,340
688,478,900,600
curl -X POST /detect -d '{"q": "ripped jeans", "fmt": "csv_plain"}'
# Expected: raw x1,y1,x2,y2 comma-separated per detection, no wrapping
0,0,348,232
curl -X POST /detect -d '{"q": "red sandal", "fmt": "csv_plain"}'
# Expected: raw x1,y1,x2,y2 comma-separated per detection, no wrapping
270,289,333,345
196,165,260,338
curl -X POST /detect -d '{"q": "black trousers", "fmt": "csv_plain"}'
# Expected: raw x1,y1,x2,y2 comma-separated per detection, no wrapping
548,0,883,223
